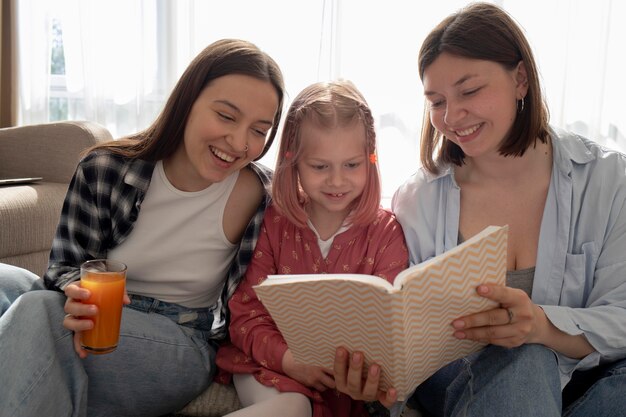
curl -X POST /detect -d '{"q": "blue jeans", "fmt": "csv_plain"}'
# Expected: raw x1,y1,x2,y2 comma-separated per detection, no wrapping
0,264,217,417
0,263,46,313
409,344,626,417
562,357,626,417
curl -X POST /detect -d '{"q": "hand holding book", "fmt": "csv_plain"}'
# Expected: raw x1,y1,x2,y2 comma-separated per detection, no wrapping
254,225,508,400
334,347,399,408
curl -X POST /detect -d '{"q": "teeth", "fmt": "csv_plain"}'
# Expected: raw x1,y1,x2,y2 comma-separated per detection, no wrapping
210,146,236,162
456,124,480,137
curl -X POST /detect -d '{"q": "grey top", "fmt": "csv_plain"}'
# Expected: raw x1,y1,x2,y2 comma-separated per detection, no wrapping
506,267,535,297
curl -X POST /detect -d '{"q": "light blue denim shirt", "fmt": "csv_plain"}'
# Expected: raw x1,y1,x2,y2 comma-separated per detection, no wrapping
392,127,626,387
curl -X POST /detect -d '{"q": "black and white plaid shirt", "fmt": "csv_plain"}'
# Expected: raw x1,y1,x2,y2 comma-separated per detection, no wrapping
44,150,272,340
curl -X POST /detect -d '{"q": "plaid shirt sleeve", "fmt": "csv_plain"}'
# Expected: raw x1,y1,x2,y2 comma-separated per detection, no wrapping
211,162,273,340
43,152,153,291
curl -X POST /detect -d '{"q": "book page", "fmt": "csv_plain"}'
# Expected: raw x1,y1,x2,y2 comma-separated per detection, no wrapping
263,273,395,293
393,225,504,290
395,225,507,396
254,276,395,380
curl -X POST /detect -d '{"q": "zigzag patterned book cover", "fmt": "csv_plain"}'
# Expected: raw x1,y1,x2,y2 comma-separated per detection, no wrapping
253,225,507,400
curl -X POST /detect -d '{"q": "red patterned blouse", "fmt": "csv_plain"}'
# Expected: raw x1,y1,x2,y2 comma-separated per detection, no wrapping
216,204,409,417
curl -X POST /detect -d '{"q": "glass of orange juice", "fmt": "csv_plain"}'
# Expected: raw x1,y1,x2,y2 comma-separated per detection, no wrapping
80,259,127,354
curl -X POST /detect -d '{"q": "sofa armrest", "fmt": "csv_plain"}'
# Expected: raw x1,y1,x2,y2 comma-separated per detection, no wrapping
0,121,113,183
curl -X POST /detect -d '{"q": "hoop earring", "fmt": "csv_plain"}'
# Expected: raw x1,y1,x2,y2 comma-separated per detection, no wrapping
517,97,525,113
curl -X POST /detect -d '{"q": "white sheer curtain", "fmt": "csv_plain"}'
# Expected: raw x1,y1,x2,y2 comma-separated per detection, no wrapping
505,0,626,151
17,0,163,135
15,0,49,125
17,0,626,200
59,0,161,136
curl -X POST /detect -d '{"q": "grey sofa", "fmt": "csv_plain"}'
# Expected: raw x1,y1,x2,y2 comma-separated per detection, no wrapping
0,120,241,416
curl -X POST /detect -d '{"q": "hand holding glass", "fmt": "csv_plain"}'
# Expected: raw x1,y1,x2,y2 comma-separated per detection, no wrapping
80,259,127,354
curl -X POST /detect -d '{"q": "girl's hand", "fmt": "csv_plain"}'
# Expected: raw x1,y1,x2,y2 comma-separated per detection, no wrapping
282,349,336,392
334,347,397,408
451,284,545,348
63,281,130,358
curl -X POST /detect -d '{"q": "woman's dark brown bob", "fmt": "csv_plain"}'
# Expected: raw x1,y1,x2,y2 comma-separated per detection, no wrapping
418,2,550,174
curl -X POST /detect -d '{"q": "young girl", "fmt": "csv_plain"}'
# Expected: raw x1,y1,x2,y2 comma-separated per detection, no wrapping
216,80,408,417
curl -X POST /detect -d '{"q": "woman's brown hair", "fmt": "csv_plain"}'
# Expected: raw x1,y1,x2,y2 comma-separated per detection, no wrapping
418,2,550,174
86,39,285,162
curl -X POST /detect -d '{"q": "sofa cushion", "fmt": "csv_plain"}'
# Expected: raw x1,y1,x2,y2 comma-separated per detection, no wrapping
0,121,112,183
0,182,68,276
176,382,241,417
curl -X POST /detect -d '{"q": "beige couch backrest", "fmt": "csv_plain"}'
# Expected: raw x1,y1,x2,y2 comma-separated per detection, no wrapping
0,121,113,183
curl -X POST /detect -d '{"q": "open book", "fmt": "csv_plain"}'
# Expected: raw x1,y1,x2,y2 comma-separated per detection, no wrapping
253,225,507,400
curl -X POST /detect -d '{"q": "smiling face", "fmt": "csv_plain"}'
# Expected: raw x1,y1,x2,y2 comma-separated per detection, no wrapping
164,74,279,191
423,52,528,160
296,119,368,228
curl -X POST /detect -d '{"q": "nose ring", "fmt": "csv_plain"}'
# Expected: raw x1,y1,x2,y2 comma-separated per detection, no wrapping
244,144,249,152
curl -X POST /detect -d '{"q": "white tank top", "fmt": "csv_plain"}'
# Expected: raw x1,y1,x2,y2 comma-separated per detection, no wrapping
108,161,239,308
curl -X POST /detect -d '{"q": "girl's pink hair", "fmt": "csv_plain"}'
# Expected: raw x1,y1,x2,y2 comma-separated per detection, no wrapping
272,80,381,228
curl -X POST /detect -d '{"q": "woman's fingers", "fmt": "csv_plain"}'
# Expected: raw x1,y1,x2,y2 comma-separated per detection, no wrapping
454,322,518,341
63,282,96,319
64,300,97,319
72,332,88,358
63,311,94,331
63,281,97,357
63,281,90,301
64,300,95,356
453,285,532,329
452,306,514,329
451,285,535,347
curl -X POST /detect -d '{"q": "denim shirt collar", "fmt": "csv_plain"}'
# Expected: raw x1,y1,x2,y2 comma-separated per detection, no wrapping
550,126,596,176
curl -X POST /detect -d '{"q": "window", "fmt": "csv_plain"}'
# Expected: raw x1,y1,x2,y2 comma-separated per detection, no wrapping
49,18,67,121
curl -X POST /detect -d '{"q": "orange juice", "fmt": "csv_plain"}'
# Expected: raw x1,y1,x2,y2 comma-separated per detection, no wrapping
80,260,127,354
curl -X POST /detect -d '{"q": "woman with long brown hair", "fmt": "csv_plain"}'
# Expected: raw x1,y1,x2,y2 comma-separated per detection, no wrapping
0,38,285,417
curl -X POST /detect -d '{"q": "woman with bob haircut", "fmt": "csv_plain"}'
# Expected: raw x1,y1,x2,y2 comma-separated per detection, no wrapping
0,38,285,416
216,79,408,417
378,3,626,416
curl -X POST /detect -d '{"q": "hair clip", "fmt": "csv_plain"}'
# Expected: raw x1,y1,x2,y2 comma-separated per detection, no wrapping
369,152,377,164
285,151,293,159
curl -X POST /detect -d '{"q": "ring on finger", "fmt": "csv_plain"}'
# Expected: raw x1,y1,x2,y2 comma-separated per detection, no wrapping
64,313,73,319
506,308,514,324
